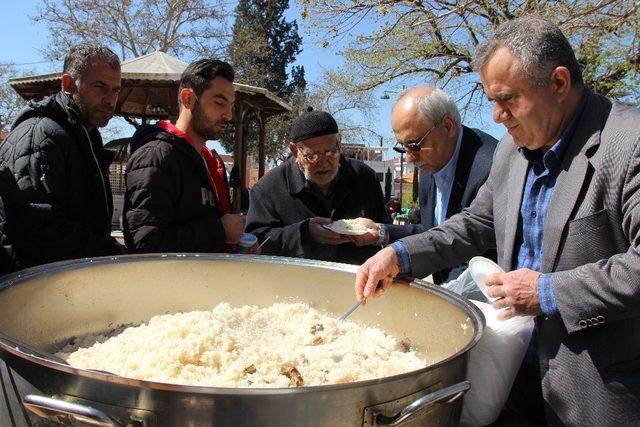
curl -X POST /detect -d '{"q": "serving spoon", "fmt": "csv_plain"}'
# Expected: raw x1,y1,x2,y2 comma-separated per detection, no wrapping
337,276,420,323
338,299,365,323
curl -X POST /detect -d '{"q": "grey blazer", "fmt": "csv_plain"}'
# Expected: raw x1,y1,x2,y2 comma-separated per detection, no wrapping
399,89,640,425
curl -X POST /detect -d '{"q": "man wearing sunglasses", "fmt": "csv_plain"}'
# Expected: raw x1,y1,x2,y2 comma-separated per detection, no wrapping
352,87,497,283
245,109,389,264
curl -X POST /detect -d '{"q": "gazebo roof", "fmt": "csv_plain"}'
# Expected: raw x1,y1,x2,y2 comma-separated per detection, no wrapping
9,51,291,119
120,50,187,78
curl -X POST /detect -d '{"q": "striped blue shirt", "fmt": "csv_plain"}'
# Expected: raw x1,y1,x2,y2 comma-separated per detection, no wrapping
516,95,585,316
516,141,569,316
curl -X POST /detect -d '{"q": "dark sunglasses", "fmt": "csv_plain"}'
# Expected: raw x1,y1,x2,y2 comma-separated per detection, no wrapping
393,122,439,154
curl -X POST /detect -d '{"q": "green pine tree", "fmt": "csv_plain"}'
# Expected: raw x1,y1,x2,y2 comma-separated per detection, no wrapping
223,0,307,162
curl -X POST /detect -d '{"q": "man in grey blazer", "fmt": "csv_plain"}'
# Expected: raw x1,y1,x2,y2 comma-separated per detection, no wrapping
355,17,640,426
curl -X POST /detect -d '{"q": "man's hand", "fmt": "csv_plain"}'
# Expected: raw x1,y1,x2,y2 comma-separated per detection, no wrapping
248,242,262,255
308,217,351,245
221,213,245,244
350,218,381,246
485,268,543,320
355,247,401,302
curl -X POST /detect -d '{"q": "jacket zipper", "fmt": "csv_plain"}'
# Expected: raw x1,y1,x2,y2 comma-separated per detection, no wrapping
81,125,111,228
40,174,52,194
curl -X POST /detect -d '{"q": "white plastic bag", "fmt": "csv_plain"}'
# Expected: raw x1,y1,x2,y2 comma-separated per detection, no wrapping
442,266,489,304
461,300,533,426
441,257,534,427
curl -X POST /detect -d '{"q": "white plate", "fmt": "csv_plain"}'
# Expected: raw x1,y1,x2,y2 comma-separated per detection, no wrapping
469,256,504,301
322,221,372,236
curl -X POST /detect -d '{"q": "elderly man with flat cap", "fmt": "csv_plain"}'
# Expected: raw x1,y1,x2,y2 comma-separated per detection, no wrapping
245,109,389,264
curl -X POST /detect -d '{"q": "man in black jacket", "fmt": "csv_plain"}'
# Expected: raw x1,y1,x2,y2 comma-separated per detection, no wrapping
245,110,390,265
123,59,245,253
0,194,15,276
352,87,498,283
0,44,124,268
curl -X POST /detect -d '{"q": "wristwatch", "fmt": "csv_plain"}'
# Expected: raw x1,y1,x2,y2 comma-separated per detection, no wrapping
377,224,388,246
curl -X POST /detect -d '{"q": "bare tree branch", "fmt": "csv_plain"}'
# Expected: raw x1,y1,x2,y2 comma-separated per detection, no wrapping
32,0,230,61
298,0,639,117
0,64,29,131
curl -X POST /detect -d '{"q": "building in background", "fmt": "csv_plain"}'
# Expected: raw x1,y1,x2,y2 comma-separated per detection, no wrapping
341,143,395,194
392,155,412,198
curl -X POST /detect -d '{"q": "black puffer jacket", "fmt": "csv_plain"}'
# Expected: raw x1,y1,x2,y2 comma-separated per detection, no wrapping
0,194,15,276
123,125,227,253
0,92,123,268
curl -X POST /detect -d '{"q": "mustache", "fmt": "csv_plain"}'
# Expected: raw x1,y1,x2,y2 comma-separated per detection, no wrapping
97,106,115,114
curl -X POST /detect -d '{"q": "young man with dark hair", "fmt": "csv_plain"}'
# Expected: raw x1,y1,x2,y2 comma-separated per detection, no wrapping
124,59,247,253
0,43,124,269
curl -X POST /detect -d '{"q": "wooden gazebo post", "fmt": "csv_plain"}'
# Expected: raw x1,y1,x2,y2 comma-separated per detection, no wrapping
258,116,266,178
232,101,247,213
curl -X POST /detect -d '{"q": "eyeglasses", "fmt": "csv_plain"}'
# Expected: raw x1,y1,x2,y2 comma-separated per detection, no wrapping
298,144,340,164
393,122,439,154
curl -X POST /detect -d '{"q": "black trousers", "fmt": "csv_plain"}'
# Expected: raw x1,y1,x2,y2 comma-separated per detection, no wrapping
505,361,547,426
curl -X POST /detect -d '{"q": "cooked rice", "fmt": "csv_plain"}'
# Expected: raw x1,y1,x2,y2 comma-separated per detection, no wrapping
332,219,368,232
57,302,426,388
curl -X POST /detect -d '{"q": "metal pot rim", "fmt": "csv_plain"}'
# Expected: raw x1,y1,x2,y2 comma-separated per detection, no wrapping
0,253,485,395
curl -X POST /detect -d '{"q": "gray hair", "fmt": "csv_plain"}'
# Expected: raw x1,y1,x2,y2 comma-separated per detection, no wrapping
472,16,583,87
396,87,461,126
63,44,120,80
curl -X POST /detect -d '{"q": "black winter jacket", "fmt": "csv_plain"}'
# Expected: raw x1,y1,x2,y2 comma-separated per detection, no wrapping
123,125,228,253
0,195,15,276
0,92,123,268
245,156,390,265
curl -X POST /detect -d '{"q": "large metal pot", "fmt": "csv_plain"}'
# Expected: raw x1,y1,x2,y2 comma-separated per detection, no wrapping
0,254,484,426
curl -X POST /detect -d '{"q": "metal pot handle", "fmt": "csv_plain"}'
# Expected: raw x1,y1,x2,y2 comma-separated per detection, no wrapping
373,380,470,426
23,394,118,426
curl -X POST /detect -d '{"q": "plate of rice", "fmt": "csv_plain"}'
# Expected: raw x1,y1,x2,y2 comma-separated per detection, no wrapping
323,219,372,235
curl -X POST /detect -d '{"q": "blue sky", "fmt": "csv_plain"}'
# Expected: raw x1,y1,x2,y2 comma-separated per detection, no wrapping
1,1,506,157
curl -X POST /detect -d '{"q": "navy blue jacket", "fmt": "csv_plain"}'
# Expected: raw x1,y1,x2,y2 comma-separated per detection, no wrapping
388,126,498,283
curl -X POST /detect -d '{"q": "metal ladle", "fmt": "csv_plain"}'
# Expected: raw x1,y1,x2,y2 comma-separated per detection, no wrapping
338,299,365,323
338,276,418,323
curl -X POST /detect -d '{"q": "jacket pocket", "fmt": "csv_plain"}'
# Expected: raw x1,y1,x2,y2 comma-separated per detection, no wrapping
560,209,619,267
566,209,609,237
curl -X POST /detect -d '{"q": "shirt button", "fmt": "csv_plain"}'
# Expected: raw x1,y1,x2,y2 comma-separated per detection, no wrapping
531,211,537,218
529,250,535,257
